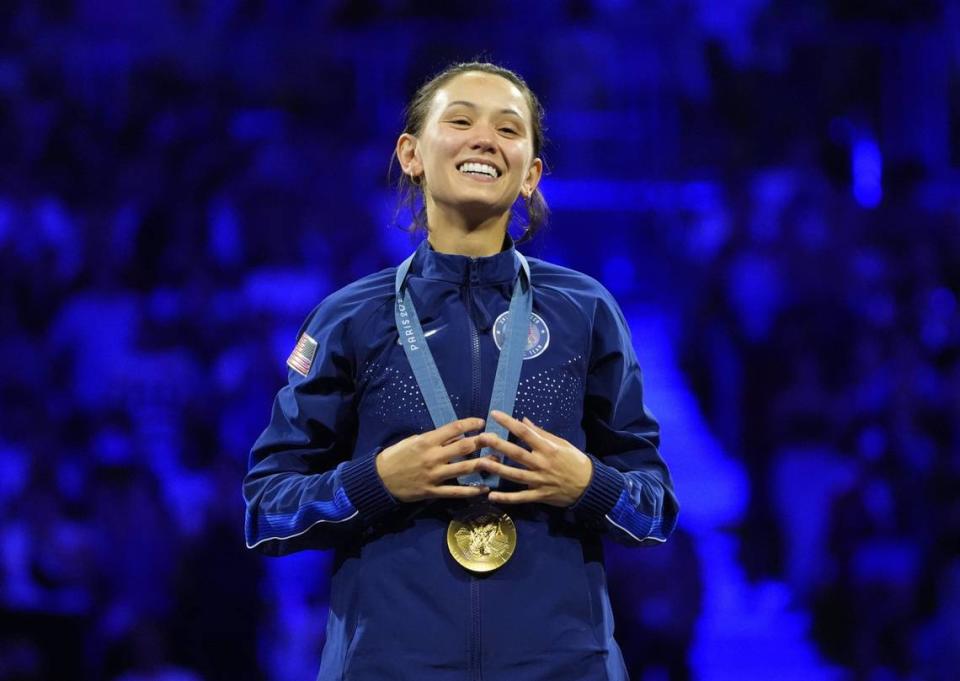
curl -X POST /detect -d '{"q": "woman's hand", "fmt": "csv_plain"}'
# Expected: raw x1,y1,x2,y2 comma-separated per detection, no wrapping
474,411,593,508
375,417,490,502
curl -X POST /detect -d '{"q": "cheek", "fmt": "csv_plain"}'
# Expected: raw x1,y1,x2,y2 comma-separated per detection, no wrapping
506,145,532,178
421,133,461,169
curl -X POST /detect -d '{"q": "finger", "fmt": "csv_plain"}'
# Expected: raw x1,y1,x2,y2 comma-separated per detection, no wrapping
490,410,550,450
487,489,542,505
441,429,482,447
430,484,490,499
522,417,567,447
474,457,536,484
437,435,483,461
427,417,485,446
475,433,541,468
436,457,490,481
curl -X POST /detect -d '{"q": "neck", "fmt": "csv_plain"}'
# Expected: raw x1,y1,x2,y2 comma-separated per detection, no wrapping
425,201,509,257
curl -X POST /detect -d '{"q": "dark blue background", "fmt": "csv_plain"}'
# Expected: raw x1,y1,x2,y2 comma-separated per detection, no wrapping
1,2,958,680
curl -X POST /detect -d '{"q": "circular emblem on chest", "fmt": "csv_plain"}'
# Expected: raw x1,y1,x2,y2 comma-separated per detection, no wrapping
492,311,550,360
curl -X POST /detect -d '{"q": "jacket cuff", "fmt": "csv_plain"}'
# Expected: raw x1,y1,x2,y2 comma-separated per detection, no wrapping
569,454,626,524
340,449,397,524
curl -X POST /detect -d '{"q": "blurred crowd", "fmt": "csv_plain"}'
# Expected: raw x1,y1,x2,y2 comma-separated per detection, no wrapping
679,176,960,679
1,1,958,681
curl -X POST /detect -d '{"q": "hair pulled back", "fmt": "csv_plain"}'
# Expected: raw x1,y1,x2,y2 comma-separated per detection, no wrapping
393,61,549,244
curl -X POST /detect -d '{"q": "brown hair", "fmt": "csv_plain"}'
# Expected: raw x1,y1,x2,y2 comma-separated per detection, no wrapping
392,61,549,244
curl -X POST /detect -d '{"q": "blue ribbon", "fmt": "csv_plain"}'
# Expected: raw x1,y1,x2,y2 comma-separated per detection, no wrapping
394,247,532,488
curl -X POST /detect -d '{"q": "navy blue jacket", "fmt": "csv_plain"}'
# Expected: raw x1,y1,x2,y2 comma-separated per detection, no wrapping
244,237,679,681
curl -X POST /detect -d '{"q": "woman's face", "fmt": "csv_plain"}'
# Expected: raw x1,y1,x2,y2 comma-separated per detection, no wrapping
398,72,543,222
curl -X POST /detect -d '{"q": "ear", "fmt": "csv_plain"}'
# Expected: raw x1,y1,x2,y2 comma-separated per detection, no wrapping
396,133,422,178
520,157,543,198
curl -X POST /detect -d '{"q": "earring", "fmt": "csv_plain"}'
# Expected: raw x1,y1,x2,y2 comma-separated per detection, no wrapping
410,174,422,187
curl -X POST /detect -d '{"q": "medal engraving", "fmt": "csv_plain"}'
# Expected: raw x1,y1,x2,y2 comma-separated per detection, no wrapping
447,510,517,573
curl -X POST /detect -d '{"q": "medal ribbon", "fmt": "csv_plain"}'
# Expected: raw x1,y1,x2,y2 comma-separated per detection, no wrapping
394,247,532,488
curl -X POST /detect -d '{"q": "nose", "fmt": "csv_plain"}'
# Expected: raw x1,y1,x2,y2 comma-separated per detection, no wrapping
469,122,497,153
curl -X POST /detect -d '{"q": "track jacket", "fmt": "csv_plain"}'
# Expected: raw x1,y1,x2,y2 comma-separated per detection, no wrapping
244,236,679,681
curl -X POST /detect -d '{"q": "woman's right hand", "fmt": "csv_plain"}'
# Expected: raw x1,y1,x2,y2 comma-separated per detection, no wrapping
375,417,489,502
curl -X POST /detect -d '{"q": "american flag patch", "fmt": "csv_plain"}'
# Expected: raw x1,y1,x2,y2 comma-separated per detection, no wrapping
287,333,318,377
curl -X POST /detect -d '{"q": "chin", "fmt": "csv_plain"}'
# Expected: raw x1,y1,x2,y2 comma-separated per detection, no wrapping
456,195,511,215
433,188,506,214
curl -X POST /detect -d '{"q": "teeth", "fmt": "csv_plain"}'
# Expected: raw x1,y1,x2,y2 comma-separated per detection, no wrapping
458,162,498,178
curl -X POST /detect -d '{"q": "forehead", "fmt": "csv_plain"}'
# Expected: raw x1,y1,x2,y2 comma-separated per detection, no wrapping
429,71,531,120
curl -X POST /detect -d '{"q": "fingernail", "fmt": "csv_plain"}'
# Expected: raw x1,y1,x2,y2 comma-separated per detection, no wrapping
523,417,533,425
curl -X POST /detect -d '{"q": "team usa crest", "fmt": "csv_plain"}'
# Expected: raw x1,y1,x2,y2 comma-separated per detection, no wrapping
492,311,550,360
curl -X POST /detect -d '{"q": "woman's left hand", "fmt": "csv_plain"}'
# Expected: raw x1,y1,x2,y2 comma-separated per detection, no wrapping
474,410,593,508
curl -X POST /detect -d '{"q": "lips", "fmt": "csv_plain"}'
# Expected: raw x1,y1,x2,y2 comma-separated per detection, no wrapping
459,171,498,184
456,159,502,179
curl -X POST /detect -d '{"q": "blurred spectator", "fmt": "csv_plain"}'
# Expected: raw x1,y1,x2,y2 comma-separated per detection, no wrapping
607,528,703,681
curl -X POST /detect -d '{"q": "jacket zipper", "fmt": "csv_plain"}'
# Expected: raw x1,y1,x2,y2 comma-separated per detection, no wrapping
466,259,483,681
470,579,482,681
466,265,482,423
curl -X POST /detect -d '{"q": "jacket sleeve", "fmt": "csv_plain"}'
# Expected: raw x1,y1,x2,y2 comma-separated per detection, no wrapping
568,289,679,546
243,298,398,556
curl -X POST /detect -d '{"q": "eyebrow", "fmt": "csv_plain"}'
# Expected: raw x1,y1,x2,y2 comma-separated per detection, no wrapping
443,100,524,118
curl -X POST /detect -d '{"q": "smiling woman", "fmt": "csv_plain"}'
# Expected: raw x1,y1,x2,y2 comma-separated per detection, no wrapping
393,62,549,254
243,61,679,681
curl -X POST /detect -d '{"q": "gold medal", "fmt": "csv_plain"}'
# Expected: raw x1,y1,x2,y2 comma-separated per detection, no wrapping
446,506,517,573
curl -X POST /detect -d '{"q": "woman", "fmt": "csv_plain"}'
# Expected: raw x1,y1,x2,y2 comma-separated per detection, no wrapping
243,62,679,681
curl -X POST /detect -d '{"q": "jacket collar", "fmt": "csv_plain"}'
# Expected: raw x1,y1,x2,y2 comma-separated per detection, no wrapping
415,233,521,285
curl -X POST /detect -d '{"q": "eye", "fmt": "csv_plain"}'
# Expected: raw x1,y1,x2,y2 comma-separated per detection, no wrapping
449,118,470,126
499,126,518,135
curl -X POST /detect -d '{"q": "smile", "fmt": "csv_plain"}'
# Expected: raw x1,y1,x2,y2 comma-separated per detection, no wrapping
457,161,500,179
